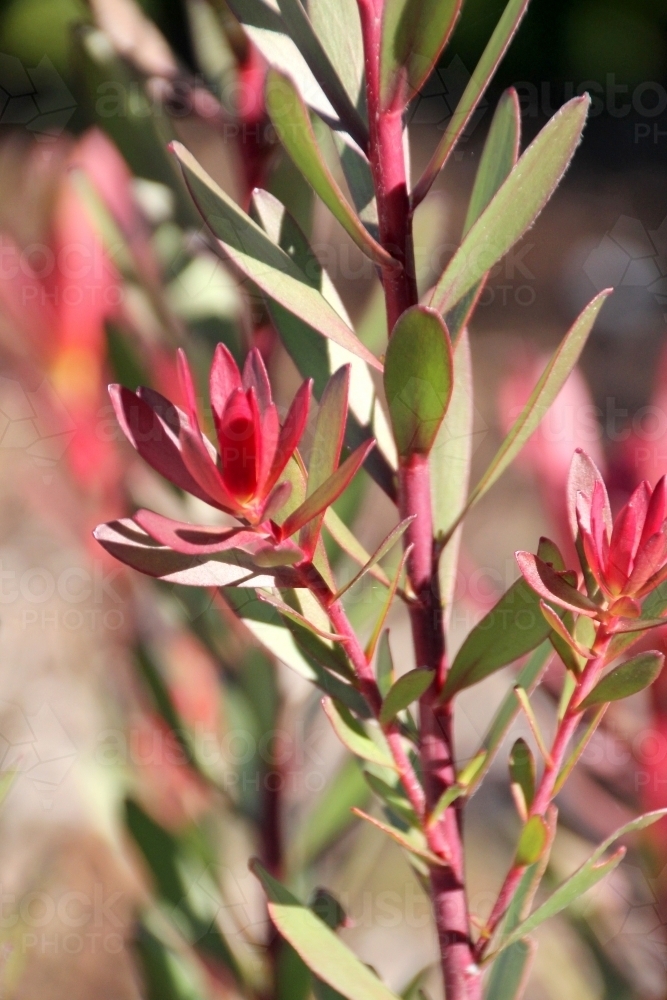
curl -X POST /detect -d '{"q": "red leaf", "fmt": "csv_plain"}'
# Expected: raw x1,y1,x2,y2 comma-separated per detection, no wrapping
242,348,272,413
209,342,242,422
516,551,599,617
264,379,312,495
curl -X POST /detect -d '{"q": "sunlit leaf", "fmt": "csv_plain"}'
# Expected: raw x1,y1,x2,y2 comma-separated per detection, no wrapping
266,70,395,267
379,669,435,725
376,631,395,697
253,863,402,1000
495,810,667,956
384,306,453,456
379,0,461,109
171,143,381,371
322,698,397,769
411,0,531,205
515,816,548,866
509,738,535,816
430,97,591,315
335,518,414,599
579,651,664,708
351,809,444,866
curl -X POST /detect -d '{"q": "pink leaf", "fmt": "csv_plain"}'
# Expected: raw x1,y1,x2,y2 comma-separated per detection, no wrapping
515,551,599,617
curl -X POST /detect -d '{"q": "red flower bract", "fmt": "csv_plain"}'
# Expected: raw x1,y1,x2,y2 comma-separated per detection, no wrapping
577,469,667,599
111,343,312,525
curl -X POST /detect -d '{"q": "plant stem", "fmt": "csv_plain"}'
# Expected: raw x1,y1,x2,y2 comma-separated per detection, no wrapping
356,2,479,993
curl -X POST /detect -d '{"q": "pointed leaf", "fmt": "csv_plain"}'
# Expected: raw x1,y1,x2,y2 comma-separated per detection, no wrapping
470,643,552,794
351,809,445,866
509,738,535,815
553,705,608,796
379,669,435,725
445,88,521,337
364,771,417,826
578,651,664,709
384,306,453,456
251,862,402,1000
432,328,473,620
412,0,531,205
444,578,556,698
282,441,375,541
496,810,667,955
325,509,391,589
171,143,381,371
266,70,395,268
335,518,415,599
539,601,593,661
379,0,461,110
376,631,395,697
514,687,552,765
453,292,611,523
483,939,535,1000
322,697,397,769
300,366,349,553
365,547,410,660
429,95,590,313
275,0,368,149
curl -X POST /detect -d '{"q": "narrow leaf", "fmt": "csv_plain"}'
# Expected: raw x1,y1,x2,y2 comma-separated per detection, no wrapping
275,0,368,150
578,651,664,709
376,630,395,697
469,643,552,793
445,88,521,338
252,862,402,1000
335,518,415,599
300,367,349,554
496,810,667,955
384,306,453,456
282,441,375,542
365,547,410,660
379,669,435,725
322,697,397,769
432,328,473,621
428,784,465,828
509,738,535,816
452,292,611,525
380,0,461,110
351,809,445,866
514,687,552,765
266,70,396,268
171,143,381,371
516,551,600,617
553,705,608,795
429,95,590,314
364,771,418,826
325,508,391,589
540,601,593,661
411,0,531,206
483,939,535,1000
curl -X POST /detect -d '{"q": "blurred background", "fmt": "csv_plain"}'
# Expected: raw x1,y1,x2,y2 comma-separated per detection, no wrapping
0,1,663,998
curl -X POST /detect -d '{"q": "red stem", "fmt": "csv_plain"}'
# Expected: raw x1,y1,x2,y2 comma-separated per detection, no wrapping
357,2,480,994
480,636,612,952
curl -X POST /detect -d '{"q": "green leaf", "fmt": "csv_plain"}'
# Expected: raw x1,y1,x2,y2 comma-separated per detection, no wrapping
495,810,667,956
376,631,395,697
322,698,397,769
252,862,402,1000
579,651,664,709
553,705,608,796
509,738,535,815
384,306,453,456
432,328,473,621
483,939,535,1000
365,547,410,661
335,518,414,599
411,0,531,206
288,757,369,871
283,441,375,543
449,291,611,528
428,784,465,828
364,771,418,826
379,669,435,725
300,366,349,553
275,0,368,149
351,809,445,866
445,88,521,338
250,189,396,498
125,801,241,980
430,96,591,316
515,816,548,866
171,143,381,371
468,643,552,794
265,70,395,269
444,578,554,698
325,509,391,590
379,0,461,109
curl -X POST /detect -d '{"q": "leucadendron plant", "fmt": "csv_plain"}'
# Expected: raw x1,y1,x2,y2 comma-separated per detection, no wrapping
94,0,667,997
